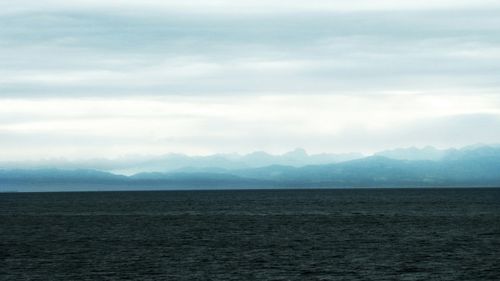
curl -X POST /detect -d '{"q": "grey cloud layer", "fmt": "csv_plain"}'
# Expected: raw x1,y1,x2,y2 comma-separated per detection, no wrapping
1,7,500,97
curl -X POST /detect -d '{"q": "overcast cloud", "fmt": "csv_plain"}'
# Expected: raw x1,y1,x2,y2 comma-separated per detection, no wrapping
1,0,499,160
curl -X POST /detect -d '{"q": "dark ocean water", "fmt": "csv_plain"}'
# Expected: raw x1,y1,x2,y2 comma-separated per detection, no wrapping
1,188,499,280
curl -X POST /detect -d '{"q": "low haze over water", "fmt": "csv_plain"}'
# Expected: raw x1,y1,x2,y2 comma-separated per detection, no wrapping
2,188,499,280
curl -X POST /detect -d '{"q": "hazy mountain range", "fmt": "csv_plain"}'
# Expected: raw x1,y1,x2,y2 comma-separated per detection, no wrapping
1,145,500,192
0,148,363,174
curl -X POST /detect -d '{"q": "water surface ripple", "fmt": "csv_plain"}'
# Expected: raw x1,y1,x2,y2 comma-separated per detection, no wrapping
1,188,499,280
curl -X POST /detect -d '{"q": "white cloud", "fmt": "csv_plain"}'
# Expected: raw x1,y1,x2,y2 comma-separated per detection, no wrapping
1,0,499,159
0,94,499,159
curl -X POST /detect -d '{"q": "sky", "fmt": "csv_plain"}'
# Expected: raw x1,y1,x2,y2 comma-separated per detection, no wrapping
1,0,500,161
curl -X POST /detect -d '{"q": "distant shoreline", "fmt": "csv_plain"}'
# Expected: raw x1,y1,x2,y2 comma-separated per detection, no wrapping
2,186,499,194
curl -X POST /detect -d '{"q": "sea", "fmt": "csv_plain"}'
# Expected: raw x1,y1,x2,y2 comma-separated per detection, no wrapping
1,188,499,280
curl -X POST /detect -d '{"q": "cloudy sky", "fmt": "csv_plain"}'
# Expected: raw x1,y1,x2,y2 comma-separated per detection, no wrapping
1,0,500,160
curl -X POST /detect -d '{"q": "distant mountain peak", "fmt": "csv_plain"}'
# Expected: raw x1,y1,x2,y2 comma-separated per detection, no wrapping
375,146,446,161
284,148,308,157
245,151,272,157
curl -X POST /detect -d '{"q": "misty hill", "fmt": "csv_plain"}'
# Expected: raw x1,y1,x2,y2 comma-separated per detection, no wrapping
0,149,363,174
0,169,128,192
4,145,499,175
375,146,449,161
375,144,500,161
2,145,500,191
0,169,125,180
